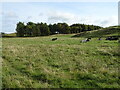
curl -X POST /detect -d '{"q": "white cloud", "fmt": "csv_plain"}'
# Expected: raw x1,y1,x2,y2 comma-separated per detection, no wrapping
39,13,44,16
4,12,18,18
47,11,75,24
0,11,4,15
24,16,32,23
45,11,118,27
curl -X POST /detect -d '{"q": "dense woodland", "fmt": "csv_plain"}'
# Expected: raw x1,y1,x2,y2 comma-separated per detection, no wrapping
16,22,102,37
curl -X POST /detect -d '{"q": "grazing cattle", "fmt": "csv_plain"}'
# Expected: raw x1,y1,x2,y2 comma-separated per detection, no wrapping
98,37,102,40
81,38,91,43
87,38,91,41
106,37,119,40
106,37,111,40
88,38,91,40
52,38,57,41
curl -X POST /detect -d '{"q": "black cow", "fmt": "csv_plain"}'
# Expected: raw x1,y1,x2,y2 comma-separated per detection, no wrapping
52,38,57,41
86,38,91,41
106,36,119,40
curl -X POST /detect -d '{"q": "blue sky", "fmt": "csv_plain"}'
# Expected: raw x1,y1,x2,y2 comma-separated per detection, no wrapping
1,1,118,33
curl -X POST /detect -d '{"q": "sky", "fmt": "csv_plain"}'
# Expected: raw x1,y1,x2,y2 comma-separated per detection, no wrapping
119,1,120,25
0,1,119,33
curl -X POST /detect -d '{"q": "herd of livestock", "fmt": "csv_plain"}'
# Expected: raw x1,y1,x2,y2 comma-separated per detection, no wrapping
51,36,119,43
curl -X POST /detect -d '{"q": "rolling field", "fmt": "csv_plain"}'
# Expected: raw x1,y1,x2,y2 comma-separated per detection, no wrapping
2,34,120,88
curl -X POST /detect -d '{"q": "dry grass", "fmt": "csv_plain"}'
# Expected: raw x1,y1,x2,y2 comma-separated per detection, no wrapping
2,34,119,88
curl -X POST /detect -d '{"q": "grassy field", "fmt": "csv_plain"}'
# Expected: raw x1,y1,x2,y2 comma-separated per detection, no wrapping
2,29,120,88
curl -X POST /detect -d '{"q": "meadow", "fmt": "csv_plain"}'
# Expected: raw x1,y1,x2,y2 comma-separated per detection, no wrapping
2,28,120,88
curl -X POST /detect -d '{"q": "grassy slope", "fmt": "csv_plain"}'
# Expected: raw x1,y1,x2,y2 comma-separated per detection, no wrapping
2,33,120,88
72,26,120,38
3,33,16,37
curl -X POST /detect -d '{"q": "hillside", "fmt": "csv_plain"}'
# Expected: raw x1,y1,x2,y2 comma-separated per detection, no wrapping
1,33,16,37
72,26,120,38
2,33,119,88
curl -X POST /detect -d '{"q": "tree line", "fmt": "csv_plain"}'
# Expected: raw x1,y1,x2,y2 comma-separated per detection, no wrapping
16,22,102,37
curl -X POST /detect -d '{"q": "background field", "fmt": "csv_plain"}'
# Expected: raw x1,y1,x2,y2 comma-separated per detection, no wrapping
2,27,120,88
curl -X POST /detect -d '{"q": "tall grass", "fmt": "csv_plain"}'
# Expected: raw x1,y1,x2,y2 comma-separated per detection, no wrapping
2,34,119,88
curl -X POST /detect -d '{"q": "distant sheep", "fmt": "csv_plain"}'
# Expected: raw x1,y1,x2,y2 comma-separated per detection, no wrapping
52,38,57,41
81,39,87,43
81,38,91,43
98,37,102,40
